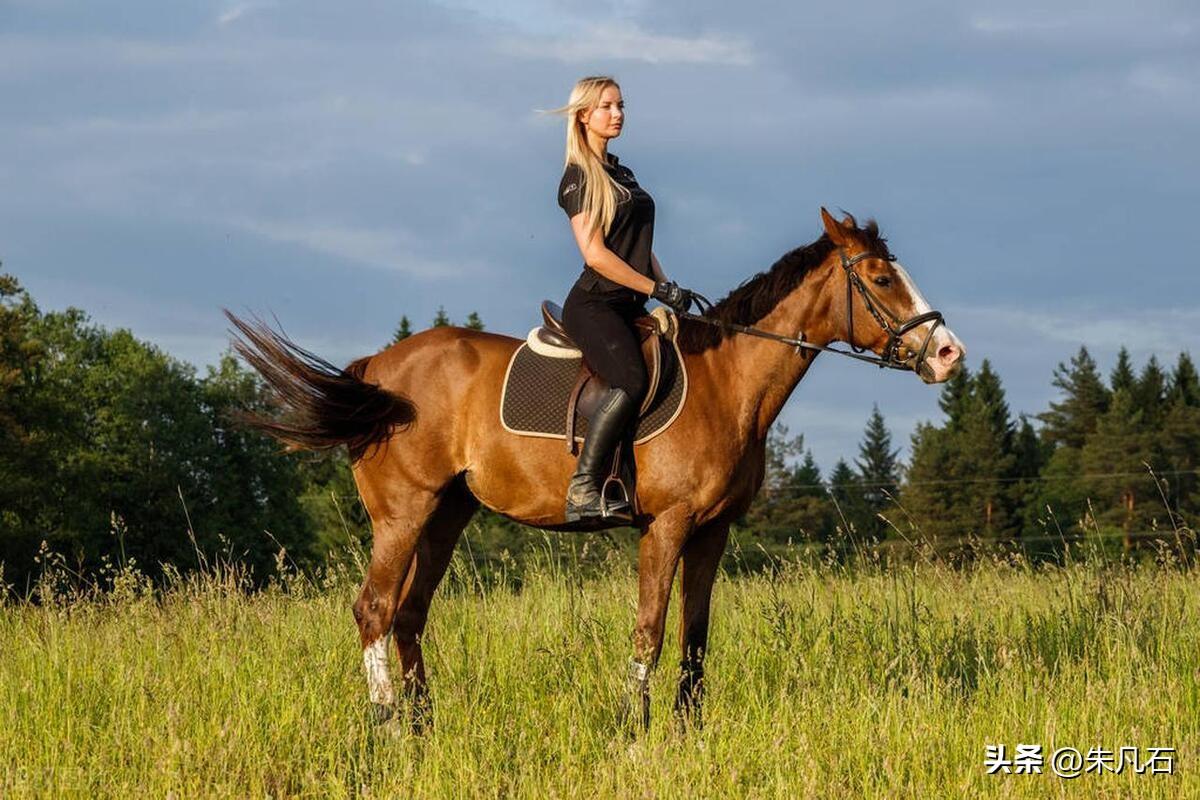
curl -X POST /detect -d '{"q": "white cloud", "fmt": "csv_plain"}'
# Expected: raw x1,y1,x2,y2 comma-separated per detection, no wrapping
498,22,755,66
217,3,277,27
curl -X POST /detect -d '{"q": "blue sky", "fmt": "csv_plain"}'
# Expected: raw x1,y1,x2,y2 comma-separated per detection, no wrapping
3,0,1197,471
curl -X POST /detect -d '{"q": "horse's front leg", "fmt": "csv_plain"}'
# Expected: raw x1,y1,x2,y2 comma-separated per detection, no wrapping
674,521,729,732
621,505,693,734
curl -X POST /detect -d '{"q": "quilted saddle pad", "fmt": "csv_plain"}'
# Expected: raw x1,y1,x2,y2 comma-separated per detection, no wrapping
499,337,688,444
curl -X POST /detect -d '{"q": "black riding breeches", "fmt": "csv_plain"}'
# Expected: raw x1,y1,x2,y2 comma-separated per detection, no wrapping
561,284,649,403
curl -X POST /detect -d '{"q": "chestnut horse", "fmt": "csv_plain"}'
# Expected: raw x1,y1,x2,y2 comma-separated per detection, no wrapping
228,209,965,733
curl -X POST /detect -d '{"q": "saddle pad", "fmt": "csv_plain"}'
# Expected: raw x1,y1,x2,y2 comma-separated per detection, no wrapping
500,337,688,444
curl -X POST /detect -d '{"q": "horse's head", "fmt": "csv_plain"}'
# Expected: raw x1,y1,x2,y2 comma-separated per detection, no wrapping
820,208,965,384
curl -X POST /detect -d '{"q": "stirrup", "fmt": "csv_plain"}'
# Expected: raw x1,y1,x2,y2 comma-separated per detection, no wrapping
565,492,630,523
600,475,633,523
565,478,632,523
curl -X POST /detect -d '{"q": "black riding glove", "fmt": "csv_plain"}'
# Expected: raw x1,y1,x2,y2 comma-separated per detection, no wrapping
651,280,695,315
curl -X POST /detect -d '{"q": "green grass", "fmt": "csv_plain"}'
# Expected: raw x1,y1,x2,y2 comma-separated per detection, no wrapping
1,543,1197,798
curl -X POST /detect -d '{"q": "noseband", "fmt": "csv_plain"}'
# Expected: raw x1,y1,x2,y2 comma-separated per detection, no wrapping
840,249,945,371
678,247,945,374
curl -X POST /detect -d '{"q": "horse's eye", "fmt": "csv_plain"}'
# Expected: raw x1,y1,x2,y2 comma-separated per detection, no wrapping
873,276,892,288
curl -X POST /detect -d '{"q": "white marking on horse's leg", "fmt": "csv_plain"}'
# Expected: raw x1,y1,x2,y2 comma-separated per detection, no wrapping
363,635,395,706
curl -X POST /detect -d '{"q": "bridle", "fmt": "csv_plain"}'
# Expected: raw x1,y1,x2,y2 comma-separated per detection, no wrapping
839,248,944,371
677,247,945,373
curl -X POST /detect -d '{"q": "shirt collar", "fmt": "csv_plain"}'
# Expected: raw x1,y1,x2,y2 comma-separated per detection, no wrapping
604,152,619,168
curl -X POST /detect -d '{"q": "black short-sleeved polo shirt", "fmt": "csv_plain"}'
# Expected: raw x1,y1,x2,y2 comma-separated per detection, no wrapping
557,152,655,297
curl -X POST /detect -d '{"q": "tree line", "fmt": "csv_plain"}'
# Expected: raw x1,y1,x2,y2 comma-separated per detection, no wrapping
0,271,493,591
2,268,1197,590
743,349,1199,554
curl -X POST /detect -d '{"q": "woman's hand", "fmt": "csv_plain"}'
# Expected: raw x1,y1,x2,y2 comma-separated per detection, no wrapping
651,280,696,315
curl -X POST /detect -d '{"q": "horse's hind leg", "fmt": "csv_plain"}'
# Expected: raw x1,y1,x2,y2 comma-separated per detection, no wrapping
352,485,441,722
392,476,479,733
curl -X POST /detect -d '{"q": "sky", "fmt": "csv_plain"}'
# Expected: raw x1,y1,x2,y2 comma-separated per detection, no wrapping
2,0,1198,471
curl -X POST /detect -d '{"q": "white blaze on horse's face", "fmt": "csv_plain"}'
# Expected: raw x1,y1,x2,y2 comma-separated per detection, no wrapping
893,261,966,383
363,635,395,706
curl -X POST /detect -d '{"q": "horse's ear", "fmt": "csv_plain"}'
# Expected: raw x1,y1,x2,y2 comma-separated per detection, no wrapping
820,207,850,245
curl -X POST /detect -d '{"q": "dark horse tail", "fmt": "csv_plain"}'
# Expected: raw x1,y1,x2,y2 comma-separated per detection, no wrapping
224,310,416,461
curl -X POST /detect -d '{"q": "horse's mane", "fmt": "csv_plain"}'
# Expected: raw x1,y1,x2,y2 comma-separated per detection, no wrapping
676,219,890,354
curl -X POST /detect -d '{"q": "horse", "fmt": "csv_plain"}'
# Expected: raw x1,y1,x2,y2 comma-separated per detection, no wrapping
227,208,965,734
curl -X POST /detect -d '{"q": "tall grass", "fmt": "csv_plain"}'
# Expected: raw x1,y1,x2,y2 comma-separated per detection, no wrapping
1,538,1196,798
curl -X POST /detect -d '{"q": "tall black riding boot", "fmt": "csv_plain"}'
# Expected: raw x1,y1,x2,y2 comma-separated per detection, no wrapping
565,386,638,523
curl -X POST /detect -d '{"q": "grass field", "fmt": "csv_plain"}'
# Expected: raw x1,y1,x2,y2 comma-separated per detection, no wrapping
1,536,1196,798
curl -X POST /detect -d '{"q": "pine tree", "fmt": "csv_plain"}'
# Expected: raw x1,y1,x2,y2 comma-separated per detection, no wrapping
938,365,973,430
391,315,412,344
1081,389,1155,544
432,306,451,327
855,405,900,538
1012,416,1044,480
464,311,485,331
1110,347,1136,394
784,449,836,542
1159,353,1200,522
1037,346,1110,449
1134,356,1168,428
1160,400,1200,522
900,422,957,540
969,360,1022,536
794,450,823,492
1010,415,1045,537
902,361,1020,541
955,406,1017,537
973,359,1014,452
1169,352,1200,408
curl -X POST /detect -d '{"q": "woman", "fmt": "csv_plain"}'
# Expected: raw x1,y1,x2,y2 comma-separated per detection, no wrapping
553,76,697,523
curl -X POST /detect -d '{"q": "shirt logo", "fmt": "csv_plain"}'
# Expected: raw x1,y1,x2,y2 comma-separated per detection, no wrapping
562,182,578,196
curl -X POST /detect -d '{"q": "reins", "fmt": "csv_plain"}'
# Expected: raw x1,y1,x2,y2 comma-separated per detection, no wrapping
676,247,944,373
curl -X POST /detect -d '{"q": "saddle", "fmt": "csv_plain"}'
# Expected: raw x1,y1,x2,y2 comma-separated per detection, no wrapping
529,301,672,454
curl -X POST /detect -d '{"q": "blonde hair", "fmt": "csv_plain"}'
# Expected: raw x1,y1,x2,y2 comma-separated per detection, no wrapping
545,76,630,240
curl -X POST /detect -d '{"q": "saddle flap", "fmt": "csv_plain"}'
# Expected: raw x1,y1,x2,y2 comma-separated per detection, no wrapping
499,332,688,448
